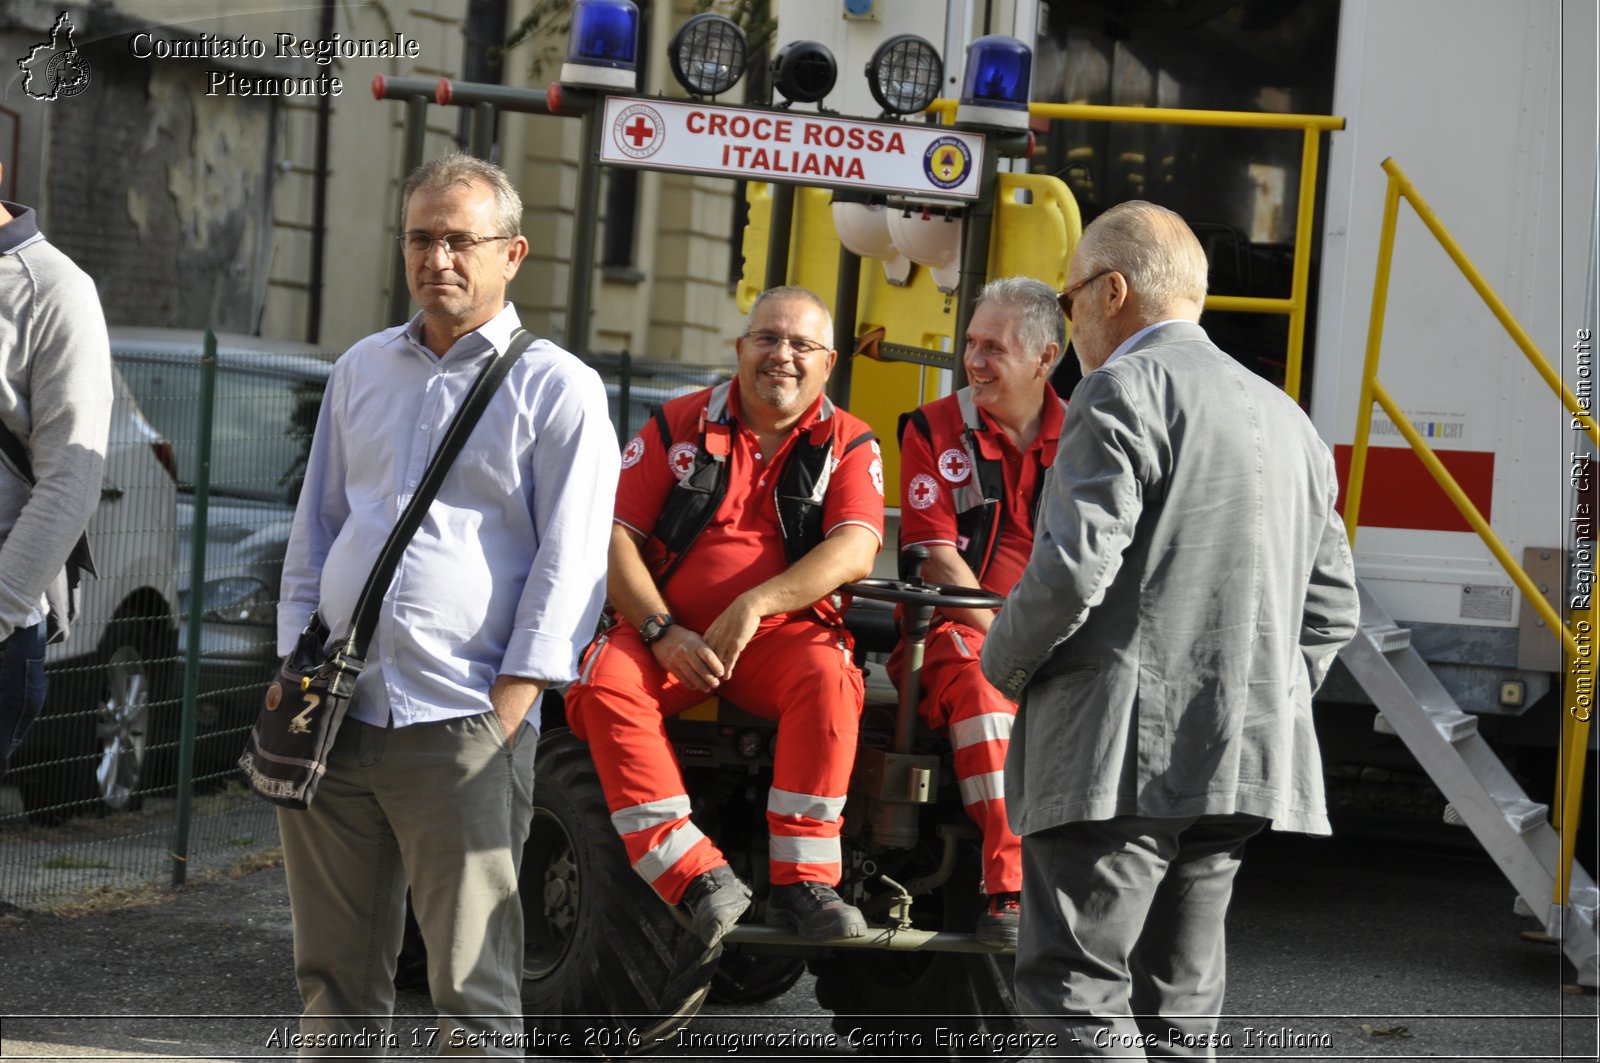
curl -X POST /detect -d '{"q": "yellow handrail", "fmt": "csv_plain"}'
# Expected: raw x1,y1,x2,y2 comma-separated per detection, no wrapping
1375,159,1600,446
929,100,1344,402
1368,381,1577,664
1345,156,1593,908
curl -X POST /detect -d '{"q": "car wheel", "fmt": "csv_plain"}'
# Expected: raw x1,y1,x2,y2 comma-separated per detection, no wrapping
520,728,718,1054
92,640,152,812
15,615,172,822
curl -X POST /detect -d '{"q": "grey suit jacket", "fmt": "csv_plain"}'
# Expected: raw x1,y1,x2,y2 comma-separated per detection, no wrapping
980,322,1359,837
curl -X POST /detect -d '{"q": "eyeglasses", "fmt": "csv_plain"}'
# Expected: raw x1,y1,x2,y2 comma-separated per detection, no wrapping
741,331,831,356
1059,269,1115,322
398,231,511,255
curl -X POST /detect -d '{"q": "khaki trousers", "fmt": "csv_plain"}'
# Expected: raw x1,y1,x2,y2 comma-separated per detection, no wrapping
277,712,537,1057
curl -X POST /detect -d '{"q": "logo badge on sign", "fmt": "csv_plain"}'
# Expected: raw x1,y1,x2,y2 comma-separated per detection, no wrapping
938,448,972,483
908,473,940,510
922,136,971,190
18,12,92,102
613,103,665,159
668,442,698,480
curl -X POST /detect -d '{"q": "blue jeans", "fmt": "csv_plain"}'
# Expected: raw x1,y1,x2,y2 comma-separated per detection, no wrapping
0,621,48,779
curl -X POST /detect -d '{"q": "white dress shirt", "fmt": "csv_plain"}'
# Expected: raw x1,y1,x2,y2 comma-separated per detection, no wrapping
278,303,619,730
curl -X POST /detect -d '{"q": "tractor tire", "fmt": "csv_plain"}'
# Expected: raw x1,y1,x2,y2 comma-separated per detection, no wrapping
520,728,718,1054
810,839,1030,1061
709,950,807,1005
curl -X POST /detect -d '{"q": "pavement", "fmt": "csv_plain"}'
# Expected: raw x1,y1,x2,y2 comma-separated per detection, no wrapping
0,810,1596,1061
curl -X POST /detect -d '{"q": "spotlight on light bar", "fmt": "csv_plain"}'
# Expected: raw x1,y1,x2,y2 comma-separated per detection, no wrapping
956,34,1032,130
865,34,943,116
771,40,837,107
669,13,748,98
560,0,641,91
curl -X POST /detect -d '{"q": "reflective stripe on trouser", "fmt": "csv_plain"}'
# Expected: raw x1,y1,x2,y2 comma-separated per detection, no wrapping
566,617,863,902
890,620,1022,894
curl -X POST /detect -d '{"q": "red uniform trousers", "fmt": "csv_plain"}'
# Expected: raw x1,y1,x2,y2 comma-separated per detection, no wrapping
890,619,1022,894
566,617,863,905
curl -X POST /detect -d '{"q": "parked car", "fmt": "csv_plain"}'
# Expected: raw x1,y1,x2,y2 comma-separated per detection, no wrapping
107,329,338,784
605,381,711,442
7,362,182,819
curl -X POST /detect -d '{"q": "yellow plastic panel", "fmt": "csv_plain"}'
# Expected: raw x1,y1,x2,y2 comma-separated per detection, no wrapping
990,172,1082,294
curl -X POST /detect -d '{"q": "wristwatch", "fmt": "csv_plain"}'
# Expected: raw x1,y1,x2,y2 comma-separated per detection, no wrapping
639,612,676,644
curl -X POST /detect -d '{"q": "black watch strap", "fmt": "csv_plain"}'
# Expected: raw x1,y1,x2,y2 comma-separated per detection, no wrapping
639,612,675,644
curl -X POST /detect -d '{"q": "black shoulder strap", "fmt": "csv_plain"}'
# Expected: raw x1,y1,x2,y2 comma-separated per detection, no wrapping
898,408,931,446
337,329,534,661
651,406,672,450
842,429,877,455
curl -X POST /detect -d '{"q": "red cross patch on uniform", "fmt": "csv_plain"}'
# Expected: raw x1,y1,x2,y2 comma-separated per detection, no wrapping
621,435,646,469
908,473,940,510
668,442,698,481
938,448,972,483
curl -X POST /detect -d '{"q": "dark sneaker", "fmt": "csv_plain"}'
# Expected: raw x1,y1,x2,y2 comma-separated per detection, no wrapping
680,865,752,949
975,891,1020,948
766,881,868,940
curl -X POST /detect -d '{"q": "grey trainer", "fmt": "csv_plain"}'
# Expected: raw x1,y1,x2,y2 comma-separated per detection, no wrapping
766,881,868,940
680,864,752,948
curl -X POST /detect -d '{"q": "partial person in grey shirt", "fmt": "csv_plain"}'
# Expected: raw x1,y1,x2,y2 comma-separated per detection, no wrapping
275,153,618,1056
981,201,1360,1058
0,158,113,778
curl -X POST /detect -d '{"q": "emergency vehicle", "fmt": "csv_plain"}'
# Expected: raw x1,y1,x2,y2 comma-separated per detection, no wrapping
386,0,1596,1049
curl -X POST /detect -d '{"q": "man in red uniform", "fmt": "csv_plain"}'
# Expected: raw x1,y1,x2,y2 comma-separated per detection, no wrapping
893,277,1066,948
566,286,884,947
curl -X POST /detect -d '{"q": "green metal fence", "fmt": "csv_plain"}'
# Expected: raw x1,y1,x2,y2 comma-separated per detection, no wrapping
0,338,729,908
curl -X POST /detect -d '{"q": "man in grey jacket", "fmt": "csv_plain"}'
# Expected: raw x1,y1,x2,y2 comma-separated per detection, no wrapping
0,159,112,777
981,200,1359,1057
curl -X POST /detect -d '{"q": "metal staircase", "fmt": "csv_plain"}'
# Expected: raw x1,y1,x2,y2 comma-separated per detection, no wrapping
1340,579,1599,986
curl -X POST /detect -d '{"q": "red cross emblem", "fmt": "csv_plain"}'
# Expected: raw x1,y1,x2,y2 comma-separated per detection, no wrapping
624,115,655,147
908,473,939,510
612,103,665,160
668,442,698,480
938,448,971,483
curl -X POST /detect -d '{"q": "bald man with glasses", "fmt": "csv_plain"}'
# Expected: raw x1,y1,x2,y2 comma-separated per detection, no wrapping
567,285,886,948
982,201,1358,1056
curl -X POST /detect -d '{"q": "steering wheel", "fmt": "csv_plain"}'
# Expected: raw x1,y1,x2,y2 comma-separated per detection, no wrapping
841,576,1003,611
842,546,1004,611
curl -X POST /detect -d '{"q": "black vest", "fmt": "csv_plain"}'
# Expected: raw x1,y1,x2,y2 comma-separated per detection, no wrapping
649,382,876,583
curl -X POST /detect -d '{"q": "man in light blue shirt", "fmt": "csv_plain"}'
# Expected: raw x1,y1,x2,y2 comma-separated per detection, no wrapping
276,153,618,1055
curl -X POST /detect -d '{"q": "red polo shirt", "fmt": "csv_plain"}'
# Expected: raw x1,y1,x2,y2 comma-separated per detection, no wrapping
615,380,885,633
899,388,1065,596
